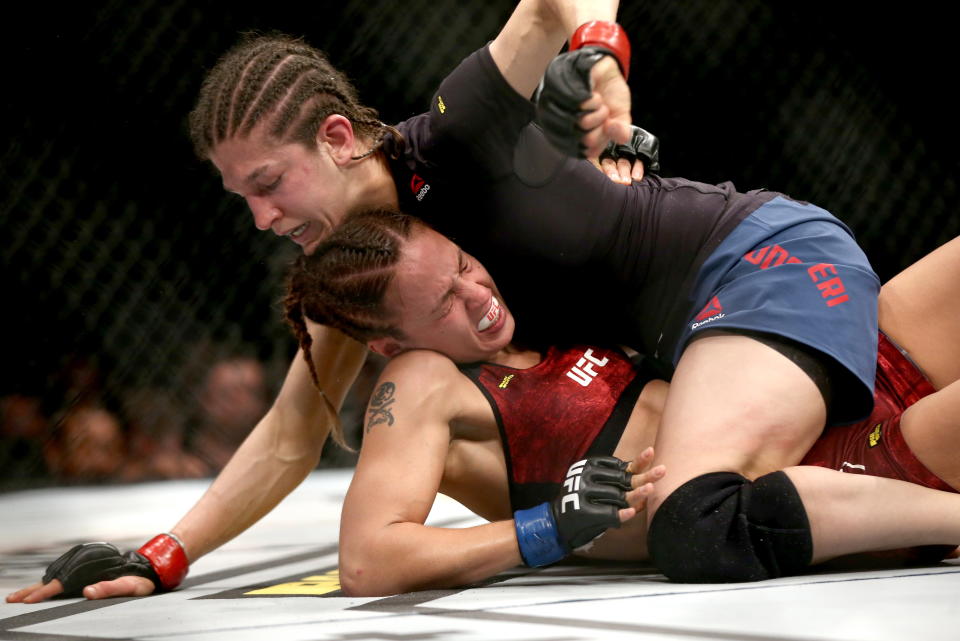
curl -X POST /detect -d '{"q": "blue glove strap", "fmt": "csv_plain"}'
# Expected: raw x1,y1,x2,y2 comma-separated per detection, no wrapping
514,503,566,567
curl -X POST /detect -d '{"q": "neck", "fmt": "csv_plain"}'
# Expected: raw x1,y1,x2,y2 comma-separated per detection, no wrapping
489,344,542,369
350,150,399,211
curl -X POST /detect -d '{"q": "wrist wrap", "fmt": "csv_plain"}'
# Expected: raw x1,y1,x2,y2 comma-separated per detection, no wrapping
570,20,631,78
514,503,567,567
137,533,189,590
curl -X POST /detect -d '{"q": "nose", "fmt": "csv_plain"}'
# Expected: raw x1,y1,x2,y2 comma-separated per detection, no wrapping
247,196,282,231
460,279,491,313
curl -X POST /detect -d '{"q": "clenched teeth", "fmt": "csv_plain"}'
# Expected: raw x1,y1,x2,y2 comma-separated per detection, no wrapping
477,297,501,332
289,223,308,238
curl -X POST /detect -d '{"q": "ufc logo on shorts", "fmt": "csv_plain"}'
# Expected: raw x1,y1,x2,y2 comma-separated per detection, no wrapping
560,460,587,513
566,349,609,387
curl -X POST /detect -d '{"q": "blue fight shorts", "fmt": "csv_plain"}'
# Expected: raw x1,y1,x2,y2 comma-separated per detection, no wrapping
674,196,880,424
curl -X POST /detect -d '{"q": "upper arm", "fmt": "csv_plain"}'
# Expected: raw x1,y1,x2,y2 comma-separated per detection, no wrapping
489,0,618,98
340,353,464,539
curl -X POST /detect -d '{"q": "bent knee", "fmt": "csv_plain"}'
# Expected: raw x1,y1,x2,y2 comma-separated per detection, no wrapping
647,471,813,582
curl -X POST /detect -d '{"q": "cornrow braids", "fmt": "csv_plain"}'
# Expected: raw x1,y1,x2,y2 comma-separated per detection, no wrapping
282,296,348,451
282,208,420,449
189,33,401,159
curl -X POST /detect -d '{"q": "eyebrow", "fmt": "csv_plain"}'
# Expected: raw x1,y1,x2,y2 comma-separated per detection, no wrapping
223,165,268,193
429,249,464,316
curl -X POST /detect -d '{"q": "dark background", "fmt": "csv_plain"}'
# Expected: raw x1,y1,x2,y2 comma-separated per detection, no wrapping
2,1,958,483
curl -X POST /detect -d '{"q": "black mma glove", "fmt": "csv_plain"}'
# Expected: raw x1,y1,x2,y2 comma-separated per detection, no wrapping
535,46,621,158
514,456,631,567
42,542,159,598
599,125,661,173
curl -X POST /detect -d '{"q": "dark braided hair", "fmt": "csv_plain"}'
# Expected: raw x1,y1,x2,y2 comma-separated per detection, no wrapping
283,208,420,447
189,33,401,159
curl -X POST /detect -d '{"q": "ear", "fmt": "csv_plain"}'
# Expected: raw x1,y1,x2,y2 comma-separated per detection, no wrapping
367,337,403,358
316,114,356,166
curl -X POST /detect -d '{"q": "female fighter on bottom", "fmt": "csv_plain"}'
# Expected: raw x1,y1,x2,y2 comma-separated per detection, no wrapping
12,210,960,599
280,209,960,596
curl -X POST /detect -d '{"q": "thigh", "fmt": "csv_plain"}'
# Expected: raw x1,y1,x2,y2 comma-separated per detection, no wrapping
648,332,827,517
900,377,960,490
880,235,960,390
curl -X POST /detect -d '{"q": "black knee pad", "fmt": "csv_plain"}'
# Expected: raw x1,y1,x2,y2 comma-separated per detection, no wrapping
648,471,813,582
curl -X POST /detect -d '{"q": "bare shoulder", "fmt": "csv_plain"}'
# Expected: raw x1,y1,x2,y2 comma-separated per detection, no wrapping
379,350,469,393
386,349,464,377
369,350,478,421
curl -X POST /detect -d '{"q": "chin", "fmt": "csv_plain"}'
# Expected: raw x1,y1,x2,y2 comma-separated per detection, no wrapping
301,238,322,256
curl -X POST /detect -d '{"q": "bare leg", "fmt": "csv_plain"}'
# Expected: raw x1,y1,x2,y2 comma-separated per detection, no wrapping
647,332,826,518
786,465,960,562
899,377,960,491
880,235,960,390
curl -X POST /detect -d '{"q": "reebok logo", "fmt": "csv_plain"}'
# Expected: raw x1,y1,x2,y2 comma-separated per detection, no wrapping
695,296,722,321
410,174,431,202
691,296,725,330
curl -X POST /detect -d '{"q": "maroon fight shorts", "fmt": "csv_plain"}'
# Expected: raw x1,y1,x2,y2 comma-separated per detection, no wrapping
800,331,957,561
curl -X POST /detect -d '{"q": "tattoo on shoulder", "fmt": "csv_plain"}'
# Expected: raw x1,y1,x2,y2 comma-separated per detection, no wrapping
366,382,397,432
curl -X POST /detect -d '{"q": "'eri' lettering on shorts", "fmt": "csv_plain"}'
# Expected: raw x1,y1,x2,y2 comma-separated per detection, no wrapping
676,196,881,424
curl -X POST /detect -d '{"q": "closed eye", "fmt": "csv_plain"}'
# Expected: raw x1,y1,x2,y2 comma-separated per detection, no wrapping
259,175,282,195
434,250,465,319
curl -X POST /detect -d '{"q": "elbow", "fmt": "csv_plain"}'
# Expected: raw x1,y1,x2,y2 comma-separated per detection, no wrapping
339,570,398,599
338,551,401,597
338,572,384,598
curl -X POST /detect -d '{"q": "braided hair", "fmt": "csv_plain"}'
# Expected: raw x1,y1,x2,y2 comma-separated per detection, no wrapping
189,33,401,159
283,208,420,448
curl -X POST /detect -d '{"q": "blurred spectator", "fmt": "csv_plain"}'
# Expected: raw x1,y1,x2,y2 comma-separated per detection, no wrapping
37,351,134,484
50,353,106,409
43,405,126,482
121,387,208,480
189,354,268,472
0,394,51,482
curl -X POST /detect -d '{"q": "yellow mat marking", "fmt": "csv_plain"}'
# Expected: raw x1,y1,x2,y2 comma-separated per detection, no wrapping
245,569,341,595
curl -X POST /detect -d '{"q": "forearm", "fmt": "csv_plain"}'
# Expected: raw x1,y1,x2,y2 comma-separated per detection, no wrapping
542,0,618,33
171,326,367,563
339,520,521,596
785,465,960,563
490,0,619,98
169,411,327,562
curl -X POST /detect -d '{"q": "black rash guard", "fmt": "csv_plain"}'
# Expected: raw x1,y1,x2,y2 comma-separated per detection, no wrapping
384,45,777,365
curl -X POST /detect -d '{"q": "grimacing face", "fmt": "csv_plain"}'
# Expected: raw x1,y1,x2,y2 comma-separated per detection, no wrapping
211,133,350,255
372,227,516,363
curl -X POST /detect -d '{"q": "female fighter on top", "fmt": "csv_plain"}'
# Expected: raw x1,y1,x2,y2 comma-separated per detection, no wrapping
180,0,889,586
10,0,898,600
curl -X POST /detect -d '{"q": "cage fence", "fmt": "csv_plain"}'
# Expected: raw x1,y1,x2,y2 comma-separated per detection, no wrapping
2,0,957,489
